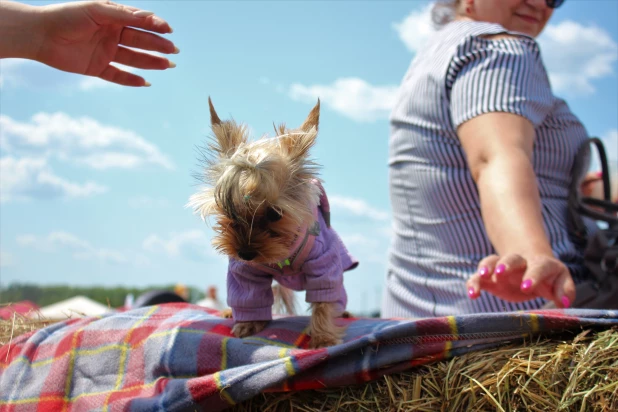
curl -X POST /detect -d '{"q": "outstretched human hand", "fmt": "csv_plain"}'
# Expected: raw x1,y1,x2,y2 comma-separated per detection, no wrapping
466,253,576,309
1,1,178,87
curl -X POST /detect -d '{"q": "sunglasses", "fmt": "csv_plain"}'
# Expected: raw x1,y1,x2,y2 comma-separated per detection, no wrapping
546,0,565,8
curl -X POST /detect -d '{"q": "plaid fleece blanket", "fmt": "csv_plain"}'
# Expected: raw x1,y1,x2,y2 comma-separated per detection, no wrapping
1,304,617,411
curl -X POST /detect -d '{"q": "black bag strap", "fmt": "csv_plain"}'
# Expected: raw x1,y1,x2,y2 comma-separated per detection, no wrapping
567,138,618,241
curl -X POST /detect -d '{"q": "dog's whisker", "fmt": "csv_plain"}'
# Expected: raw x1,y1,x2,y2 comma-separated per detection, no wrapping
247,199,266,245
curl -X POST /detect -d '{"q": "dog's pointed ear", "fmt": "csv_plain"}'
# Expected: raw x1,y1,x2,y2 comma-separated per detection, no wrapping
283,99,320,161
207,97,247,157
299,99,320,132
208,97,222,125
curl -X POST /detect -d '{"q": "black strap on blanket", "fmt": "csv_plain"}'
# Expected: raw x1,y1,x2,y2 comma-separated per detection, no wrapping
568,137,618,234
565,138,618,309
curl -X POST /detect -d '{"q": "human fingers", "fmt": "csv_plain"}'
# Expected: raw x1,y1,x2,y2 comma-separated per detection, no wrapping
477,255,499,281
113,46,175,70
90,1,173,34
98,64,149,87
580,171,603,197
466,274,482,299
581,171,603,186
492,253,527,286
467,255,499,299
519,258,572,306
120,28,179,55
551,268,576,309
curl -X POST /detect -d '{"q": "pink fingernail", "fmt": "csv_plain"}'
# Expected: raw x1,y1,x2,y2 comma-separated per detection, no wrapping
495,264,506,276
468,287,476,299
479,266,489,278
561,296,571,308
520,279,532,291
595,171,603,178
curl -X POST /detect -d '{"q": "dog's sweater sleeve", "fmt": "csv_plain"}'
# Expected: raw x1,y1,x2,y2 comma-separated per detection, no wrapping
227,261,274,322
301,213,347,311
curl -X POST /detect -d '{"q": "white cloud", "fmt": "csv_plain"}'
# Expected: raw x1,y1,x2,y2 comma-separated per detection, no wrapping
285,4,430,123
339,232,388,264
0,113,173,170
0,58,102,91
260,76,285,93
0,56,151,92
78,63,137,91
0,250,15,267
392,3,435,54
16,231,134,265
73,249,127,265
143,230,217,261
328,196,391,265
285,6,617,122
78,77,111,91
538,21,618,96
329,195,389,221
0,59,31,88
289,78,399,122
340,233,378,247
392,7,618,97
0,156,107,202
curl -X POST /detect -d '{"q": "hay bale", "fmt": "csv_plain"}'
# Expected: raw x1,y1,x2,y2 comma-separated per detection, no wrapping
0,312,55,347
233,328,618,412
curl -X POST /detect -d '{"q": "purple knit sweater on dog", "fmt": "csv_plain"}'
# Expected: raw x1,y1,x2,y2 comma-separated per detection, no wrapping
226,190,358,322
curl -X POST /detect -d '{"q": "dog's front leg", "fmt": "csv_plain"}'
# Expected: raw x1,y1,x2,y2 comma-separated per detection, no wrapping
308,302,346,348
232,321,269,338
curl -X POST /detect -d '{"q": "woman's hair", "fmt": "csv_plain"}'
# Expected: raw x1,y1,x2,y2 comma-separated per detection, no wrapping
431,0,461,27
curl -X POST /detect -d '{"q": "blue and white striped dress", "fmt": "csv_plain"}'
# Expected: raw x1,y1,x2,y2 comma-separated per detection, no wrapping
382,20,591,318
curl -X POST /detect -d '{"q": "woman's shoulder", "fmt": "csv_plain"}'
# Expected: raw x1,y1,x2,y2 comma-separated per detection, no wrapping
437,20,539,55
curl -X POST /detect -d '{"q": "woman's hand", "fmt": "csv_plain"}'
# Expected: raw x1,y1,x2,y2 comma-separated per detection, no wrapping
466,253,576,308
580,171,603,198
37,1,177,86
1,1,177,87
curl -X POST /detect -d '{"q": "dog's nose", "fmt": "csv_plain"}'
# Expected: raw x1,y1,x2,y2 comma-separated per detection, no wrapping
238,250,257,261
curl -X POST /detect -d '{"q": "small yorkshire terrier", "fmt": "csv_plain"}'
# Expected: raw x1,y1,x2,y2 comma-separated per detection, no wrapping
189,98,358,348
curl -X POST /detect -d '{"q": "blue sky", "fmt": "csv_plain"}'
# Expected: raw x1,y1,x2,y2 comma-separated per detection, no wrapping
1,0,617,314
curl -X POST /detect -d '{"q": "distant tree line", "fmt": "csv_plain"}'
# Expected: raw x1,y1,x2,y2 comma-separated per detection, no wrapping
0,283,205,308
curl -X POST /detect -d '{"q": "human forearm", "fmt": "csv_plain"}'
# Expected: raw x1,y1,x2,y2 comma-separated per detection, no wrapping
476,149,553,257
0,1,44,60
468,160,576,308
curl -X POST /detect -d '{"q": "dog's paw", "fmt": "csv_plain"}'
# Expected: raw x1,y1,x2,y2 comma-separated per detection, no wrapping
307,302,346,348
232,321,268,338
220,308,233,319
308,332,343,349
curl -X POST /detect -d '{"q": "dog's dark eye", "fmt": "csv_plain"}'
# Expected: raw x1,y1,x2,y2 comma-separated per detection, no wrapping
266,207,282,222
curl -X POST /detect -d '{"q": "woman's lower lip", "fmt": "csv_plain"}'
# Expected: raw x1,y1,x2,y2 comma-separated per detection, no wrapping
516,14,539,24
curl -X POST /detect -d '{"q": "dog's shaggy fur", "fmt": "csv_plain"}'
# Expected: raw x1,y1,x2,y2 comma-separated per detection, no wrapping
189,98,347,348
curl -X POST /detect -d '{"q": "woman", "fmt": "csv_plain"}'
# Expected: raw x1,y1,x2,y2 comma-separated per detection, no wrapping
382,0,598,318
